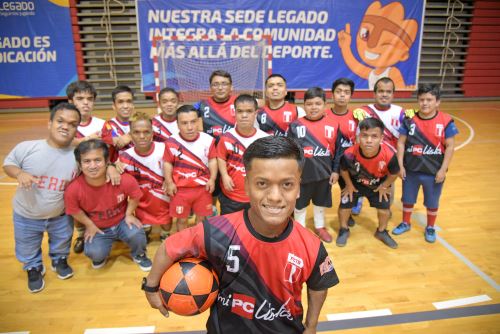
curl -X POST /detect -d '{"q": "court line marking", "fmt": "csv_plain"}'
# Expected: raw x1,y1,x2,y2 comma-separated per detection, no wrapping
412,212,500,292
0,332,30,334
0,182,18,186
433,294,492,310
84,326,155,334
452,114,475,151
326,308,392,321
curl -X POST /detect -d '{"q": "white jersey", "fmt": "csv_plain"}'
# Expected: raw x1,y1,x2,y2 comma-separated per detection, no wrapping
364,104,405,151
368,67,391,90
76,116,105,139
152,115,179,142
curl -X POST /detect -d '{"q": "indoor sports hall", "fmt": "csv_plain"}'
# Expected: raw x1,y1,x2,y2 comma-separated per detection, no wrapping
0,1,498,333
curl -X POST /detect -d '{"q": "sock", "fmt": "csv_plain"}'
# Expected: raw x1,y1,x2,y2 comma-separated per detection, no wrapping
313,205,326,229
402,203,414,224
427,208,438,227
294,207,307,227
143,225,152,236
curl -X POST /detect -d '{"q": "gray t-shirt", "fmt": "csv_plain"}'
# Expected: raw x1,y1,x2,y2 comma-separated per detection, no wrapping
3,140,78,219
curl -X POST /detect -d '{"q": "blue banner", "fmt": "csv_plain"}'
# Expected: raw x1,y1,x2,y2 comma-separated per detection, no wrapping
0,0,77,98
136,0,424,92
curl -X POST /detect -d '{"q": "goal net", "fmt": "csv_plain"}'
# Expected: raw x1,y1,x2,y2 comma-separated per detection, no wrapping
152,35,271,103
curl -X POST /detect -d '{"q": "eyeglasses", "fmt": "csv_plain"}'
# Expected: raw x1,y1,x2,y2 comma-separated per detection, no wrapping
211,82,230,88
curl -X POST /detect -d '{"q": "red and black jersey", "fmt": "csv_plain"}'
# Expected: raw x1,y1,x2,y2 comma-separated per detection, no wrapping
399,111,459,175
257,102,300,136
327,109,358,152
101,118,133,162
194,96,236,140
341,144,399,190
164,209,339,334
288,116,341,183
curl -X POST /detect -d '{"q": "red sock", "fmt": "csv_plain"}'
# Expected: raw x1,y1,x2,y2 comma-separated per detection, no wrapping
402,203,414,224
427,208,438,227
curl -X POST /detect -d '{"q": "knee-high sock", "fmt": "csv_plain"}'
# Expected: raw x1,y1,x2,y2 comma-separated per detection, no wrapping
294,207,307,227
313,205,326,229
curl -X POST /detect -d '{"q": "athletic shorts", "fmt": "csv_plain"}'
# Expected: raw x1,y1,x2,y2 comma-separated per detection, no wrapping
219,191,250,215
295,179,332,210
212,174,222,198
402,171,444,208
170,186,212,218
338,179,390,210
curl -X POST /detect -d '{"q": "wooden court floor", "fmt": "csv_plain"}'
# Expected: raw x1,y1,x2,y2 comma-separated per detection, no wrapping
0,101,499,334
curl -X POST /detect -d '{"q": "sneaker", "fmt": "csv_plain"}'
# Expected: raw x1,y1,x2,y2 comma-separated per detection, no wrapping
347,215,356,227
375,230,398,249
336,228,350,247
352,198,363,215
133,253,152,272
27,265,45,293
91,258,107,269
51,257,74,279
315,228,332,243
73,236,84,254
425,226,436,243
392,222,411,235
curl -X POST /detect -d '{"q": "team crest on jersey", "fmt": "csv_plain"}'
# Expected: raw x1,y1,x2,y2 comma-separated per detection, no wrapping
435,124,444,137
378,161,386,172
283,111,292,123
319,256,334,276
116,193,125,203
176,205,184,214
284,253,303,283
324,125,335,139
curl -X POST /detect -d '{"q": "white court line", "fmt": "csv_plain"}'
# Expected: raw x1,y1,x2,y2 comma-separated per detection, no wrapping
326,308,392,321
433,294,492,310
0,182,18,186
84,326,155,334
0,332,30,334
452,115,475,151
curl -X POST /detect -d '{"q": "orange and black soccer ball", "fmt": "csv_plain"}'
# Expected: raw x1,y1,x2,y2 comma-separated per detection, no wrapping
159,257,219,316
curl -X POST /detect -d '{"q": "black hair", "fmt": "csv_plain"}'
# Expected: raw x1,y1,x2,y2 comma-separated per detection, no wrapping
243,136,304,172
66,80,97,100
265,74,287,86
304,87,326,102
374,77,395,93
74,139,109,164
50,102,81,123
111,85,134,102
359,117,385,132
209,70,232,84
331,78,355,94
158,87,179,100
417,83,441,100
176,104,198,116
235,94,258,110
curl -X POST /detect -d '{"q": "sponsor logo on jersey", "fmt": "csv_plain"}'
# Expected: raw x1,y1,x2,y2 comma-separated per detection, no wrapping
116,193,125,203
212,126,223,136
304,146,314,158
408,144,442,156
176,205,184,214
378,160,387,172
410,145,423,156
303,146,330,158
284,253,303,283
319,256,334,276
231,293,255,319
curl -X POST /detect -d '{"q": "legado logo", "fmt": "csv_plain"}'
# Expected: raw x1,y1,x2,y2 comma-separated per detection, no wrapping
231,293,255,319
0,1,35,12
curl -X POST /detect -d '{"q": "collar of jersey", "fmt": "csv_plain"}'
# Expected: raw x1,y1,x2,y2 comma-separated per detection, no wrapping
243,209,293,243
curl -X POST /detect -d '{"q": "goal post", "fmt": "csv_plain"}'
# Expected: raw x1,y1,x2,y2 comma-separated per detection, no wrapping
152,34,272,103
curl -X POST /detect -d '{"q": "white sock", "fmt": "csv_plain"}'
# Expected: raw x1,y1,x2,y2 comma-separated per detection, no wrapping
313,205,326,229
294,207,307,227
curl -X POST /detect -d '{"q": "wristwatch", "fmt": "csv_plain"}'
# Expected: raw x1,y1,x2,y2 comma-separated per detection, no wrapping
141,277,159,293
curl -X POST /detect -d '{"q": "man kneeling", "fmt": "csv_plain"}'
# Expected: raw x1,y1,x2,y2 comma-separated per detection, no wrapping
64,139,152,271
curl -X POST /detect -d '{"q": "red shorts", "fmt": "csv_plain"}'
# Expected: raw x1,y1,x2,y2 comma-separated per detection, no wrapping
170,186,212,218
135,192,172,226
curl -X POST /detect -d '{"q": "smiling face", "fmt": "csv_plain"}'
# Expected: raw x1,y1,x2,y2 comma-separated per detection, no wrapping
304,97,325,121
112,91,134,122
245,157,301,237
374,81,395,108
418,92,440,118
47,108,79,148
265,76,287,103
159,91,179,120
79,148,108,183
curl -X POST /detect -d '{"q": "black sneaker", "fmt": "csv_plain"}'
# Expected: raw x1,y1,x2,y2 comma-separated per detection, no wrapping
73,236,84,254
336,228,350,247
347,215,356,227
133,253,152,272
375,229,398,249
27,265,45,293
91,258,107,269
51,257,74,279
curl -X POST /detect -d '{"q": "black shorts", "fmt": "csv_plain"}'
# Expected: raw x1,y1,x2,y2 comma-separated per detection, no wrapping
295,179,332,210
338,179,390,210
219,191,250,215
212,174,222,197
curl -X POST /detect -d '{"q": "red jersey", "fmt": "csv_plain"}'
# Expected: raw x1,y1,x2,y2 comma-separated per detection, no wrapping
327,109,358,151
216,128,269,203
399,111,459,175
194,96,236,139
119,142,170,225
152,114,179,142
257,102,302,136
340,144,400,190
164,210,339,334
101,117,132,162
288,116,341,183
64,173,142,228
164,132,217,188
